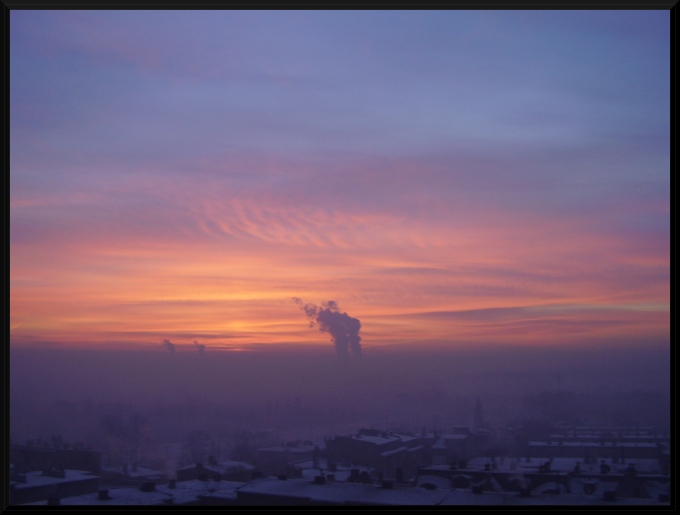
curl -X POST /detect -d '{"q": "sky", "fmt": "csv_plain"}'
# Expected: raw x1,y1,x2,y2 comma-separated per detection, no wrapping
10,10,670,353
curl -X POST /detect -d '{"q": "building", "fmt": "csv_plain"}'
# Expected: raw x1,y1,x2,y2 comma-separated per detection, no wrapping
235,475,450,505
290,458,373,482
22,479,247,506
255,442,319,477
176,458,254,483
9,468,100,505
11,443,101,474
99,464,167,487
430,433,473,465
324,429,429,480
416,455,671,503
235,475,671,506
527,440,663,462
157,478,245,505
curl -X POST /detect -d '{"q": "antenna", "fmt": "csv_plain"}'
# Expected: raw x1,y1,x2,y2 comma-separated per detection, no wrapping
557,370,562,392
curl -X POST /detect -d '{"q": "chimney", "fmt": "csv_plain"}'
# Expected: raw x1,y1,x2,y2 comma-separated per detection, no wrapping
348,468,360,482
140,481,155,492
603,491,617,502
312,446,320,469
44,467,65,478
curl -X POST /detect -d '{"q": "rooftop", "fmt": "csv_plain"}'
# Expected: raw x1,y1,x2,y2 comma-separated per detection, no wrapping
528,441,658,448
10,469,98,489
24,487,172,506
177,460,254,475
420,457,663,476
101,465,165,478
157,479,245,504
23,480,247,506
237,476,449,505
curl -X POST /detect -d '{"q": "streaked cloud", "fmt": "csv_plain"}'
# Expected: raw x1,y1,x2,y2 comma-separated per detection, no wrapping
10,11,669,351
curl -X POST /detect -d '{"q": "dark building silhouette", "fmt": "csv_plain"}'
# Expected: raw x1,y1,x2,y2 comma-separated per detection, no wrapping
11,443,101,474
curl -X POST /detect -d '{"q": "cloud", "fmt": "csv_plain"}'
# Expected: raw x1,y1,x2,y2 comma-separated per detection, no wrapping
294,298,362,358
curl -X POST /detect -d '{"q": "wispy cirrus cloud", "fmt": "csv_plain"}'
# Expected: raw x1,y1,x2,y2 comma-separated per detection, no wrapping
10,11,668,350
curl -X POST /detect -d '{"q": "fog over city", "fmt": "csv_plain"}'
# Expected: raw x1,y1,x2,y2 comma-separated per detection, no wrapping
10,342,670,449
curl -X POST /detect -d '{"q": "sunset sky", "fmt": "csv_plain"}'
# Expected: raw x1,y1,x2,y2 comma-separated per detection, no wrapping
10,10,670,352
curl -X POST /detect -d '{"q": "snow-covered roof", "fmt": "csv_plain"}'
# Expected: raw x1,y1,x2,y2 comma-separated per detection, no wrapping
293,459,373,482
419,464,457,472
11,470,98,489
550,434,667,441
24,487,172,506
156,479,245,504
348,434,402,445
380,446,407,458
177,460,254,475
415,474,452,490
465,456,662,475
528,441,658,449
439,489,604,506
101,465,165,478
257,444,316,454
236,476,669,506
569,479,620,498
22,480,247,506
237,476,449,505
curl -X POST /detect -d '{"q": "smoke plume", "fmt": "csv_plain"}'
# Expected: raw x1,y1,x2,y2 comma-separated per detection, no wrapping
162,339,175,352
293,298,362,358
